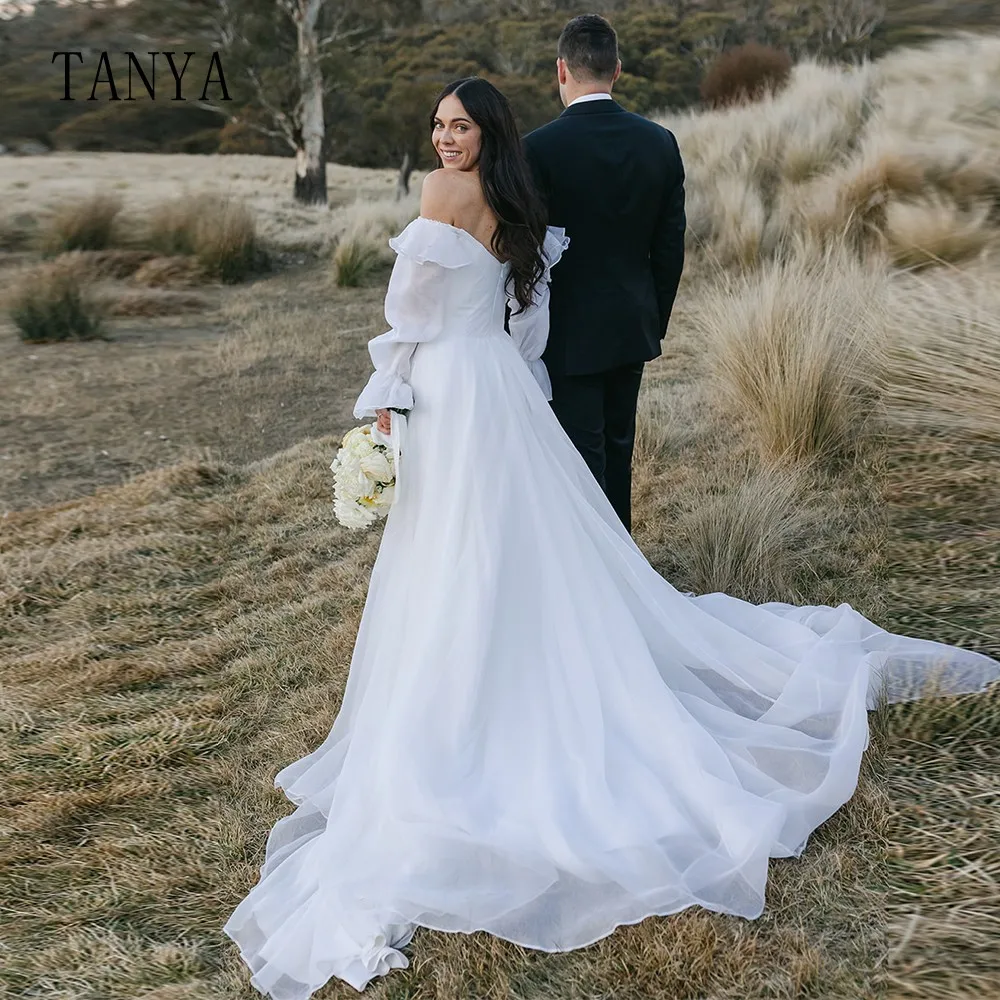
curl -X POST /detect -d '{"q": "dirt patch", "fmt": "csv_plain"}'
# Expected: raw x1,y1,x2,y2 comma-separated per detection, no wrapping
0,258,385,512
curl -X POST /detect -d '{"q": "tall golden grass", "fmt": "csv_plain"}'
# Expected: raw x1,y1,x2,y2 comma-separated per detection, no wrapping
39,190,123,255
329,194,419,287
658,34,1000,268
692,246,886,463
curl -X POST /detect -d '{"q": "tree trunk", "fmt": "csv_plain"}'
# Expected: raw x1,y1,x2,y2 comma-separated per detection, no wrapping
293,0,327,206
395,151,413,201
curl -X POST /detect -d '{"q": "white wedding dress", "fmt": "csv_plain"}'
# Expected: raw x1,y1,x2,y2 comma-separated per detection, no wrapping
224,217,1000,999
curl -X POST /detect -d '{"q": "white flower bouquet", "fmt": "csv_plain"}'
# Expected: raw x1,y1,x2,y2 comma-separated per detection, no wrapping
330,423,396,529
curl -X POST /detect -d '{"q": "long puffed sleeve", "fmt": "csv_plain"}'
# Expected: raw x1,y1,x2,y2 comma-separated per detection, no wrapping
353,218,474,419
506,226,570,400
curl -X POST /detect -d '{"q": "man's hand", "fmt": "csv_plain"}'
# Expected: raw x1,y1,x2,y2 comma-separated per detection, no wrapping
375,408,391,435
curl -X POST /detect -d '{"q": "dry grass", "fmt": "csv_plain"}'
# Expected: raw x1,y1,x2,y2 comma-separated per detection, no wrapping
659,34,1000,268
8,260,106,342
148,192,217,256
693,245,886,464
97,287,211,317
0,152,415,253
38,189,123,255
149,194,260,284
876,258,1000,998
700,42,793,109
0,257,383,513
333,231,383,287
131,254,207,287
1,30,999,1000
884,261,1000,436
670,462,829,604
329,196,418,287
886,194,996,267
0,435,888,1000
193,198,260,284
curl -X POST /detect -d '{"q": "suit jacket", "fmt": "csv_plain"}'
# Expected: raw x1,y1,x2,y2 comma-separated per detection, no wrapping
523,99,686,377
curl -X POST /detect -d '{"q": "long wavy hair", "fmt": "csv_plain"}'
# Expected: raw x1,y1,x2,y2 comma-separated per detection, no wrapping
430,78,547,313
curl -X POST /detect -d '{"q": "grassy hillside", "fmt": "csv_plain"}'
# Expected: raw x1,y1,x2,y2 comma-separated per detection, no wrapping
1,29,998,1000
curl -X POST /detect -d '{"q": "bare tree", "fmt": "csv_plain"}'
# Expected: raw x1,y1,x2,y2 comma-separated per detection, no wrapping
202,0,383,206
287,0,326,204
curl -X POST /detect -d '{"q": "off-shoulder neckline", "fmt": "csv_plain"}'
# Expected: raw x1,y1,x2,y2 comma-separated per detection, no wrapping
414,216,505,267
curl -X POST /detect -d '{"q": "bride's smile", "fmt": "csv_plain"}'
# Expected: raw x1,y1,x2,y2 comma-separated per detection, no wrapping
432,93,482,171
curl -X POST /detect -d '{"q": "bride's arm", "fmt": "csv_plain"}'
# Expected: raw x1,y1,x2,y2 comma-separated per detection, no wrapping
354,175,474,424
507,227,570,399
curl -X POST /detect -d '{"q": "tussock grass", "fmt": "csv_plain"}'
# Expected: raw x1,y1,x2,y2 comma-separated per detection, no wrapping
877,266,1000,995
700,42,793,109
8,262,106,343
329,195,419,286
148,192,224,256
886,194,996,268
660,34,1000,268
191,197,260,284
884,264,1000,439
326,193,419,249
39,190,123,255
672,463,827,604
148,193,260,283
333,231,383,287
694,246,886,464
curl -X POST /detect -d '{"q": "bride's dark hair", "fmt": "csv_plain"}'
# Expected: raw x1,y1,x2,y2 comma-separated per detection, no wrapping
430,77,547,313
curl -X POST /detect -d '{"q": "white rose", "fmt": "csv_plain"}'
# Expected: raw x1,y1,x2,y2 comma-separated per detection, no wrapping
360,450,393,483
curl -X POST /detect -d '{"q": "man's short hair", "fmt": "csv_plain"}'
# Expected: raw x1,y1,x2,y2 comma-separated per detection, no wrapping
557,14,619,82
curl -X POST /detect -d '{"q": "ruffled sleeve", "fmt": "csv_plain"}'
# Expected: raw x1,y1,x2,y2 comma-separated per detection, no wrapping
353,218,473,419
506,226,570,400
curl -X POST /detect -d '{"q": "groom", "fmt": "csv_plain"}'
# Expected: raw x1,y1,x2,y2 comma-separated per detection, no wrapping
523,14,686,534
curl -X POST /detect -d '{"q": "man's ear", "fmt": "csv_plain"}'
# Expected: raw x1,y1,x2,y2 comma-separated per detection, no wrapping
557,58,568,85
612,59,622,85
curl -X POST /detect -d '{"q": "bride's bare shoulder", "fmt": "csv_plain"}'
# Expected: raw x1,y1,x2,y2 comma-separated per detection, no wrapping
420,168,481,225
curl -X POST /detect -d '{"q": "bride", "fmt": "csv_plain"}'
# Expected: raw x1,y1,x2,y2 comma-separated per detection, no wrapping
224,79,1000,999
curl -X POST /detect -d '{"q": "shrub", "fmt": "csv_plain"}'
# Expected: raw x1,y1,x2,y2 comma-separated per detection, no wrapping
39,192,122,255
9,264,106,343
700,43,793,109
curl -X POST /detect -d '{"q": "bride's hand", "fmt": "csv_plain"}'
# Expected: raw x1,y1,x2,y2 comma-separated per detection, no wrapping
375,408,391,435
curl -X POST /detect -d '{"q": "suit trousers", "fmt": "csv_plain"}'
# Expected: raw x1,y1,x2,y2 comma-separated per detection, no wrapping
548,361,645,533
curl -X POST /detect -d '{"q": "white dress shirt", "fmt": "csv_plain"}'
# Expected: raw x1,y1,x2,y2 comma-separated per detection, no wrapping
567,92,614,108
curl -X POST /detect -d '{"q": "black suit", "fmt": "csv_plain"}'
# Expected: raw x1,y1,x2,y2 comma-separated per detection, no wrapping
523,98,686,532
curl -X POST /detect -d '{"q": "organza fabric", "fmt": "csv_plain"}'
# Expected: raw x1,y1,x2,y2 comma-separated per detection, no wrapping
224,217,1000,999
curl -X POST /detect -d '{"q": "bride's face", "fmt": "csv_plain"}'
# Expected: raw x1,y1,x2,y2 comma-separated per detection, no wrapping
432,94,482,171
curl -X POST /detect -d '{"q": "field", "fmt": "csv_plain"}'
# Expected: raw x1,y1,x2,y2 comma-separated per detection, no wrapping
2,33,999,1000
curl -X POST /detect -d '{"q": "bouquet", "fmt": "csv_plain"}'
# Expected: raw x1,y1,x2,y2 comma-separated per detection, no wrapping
330,423,396,529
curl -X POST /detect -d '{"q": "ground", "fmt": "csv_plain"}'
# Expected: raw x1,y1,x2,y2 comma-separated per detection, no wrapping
2,39,1000,998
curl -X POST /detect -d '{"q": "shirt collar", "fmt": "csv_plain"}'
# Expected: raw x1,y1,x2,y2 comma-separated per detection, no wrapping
567,92,614,108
